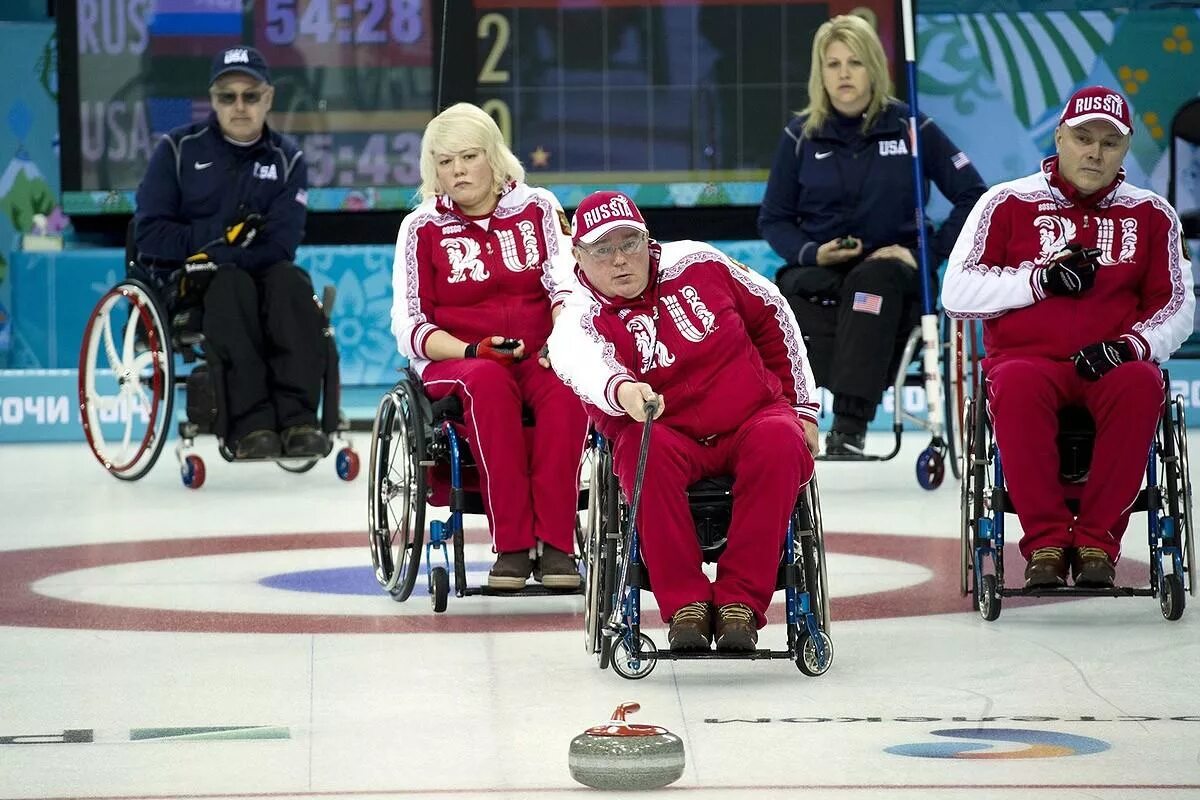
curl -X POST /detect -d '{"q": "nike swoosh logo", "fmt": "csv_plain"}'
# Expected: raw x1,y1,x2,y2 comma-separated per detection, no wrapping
195,161,213,170
815,151,833,160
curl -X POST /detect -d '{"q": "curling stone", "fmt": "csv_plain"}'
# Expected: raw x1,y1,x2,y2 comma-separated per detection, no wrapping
568,702,685,790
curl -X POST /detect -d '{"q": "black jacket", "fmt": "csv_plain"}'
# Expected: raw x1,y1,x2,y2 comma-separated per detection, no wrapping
134,113,307,271
757,100,985,269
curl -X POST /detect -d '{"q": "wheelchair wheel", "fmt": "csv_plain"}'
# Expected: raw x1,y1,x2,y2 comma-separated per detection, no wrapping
797,476,831,633
610,632,657,680
582,443,606,654
1161,573,1185,621
959,399,978,597
367,380,428,600
430,566,449,613
795,630,834,676
946,318,981,482
78,279,175,481
978,573,1002,621
585,446,622,661
277,458,319,474
1171,398,1195,596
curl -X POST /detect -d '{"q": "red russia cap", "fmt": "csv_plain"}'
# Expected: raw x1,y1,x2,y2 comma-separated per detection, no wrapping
1058,85,1132,136
572,191,648,245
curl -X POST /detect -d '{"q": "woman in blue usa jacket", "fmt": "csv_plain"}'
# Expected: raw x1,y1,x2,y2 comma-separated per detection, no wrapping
759,14,985,455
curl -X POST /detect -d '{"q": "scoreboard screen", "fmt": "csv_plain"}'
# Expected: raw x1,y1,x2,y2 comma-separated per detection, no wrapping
59,0,899,213
59,0,435,213
473,0,898,207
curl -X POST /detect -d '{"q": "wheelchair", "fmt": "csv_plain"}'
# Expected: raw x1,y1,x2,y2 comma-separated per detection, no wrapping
77,233,358,489
816,315,980,492
960,370,1194,621
581,434,833,680
367,367,586,611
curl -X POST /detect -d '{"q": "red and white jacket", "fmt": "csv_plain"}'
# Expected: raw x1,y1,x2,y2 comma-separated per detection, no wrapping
390,182,577,376
942,157,1194,363
549,240,818,442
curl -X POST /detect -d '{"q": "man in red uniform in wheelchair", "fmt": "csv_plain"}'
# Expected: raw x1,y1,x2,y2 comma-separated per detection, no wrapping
549,191,821,651
943,86,1195,588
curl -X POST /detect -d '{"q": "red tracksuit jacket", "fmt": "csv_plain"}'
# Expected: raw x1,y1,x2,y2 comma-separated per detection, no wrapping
549,240,819,440
390,182,577,375
941,156,1194,362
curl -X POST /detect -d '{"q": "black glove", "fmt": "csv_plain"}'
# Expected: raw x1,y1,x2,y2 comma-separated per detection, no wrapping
465,337,522,365
224,213,265,248
1038,244,1100,296
181,253,218,295
1072,339,1135,381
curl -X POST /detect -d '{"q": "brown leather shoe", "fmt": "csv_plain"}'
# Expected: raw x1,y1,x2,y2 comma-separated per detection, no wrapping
487,550,533,590
534,542,581,590
1071,546,1115,587
715,603,758,651
668,602,713,651
1023,547,1068,588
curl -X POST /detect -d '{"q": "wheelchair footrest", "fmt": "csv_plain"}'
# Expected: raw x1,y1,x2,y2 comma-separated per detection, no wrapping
1000,585,1155,598
464,585,584,598
652,648,796,661
816,453,893,463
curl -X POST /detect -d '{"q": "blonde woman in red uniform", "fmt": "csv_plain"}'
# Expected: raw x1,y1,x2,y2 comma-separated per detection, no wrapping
391,103,587,590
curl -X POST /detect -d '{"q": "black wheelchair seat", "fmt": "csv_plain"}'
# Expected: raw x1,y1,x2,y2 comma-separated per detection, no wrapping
688,476,734,556
1056,405,1095,484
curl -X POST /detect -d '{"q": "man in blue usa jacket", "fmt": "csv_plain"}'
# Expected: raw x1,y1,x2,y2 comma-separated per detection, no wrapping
759,15,985,456
135,46,327,459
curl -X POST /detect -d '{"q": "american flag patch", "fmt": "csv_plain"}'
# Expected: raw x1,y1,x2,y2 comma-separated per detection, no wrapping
852,291,883,315
951,151,971,170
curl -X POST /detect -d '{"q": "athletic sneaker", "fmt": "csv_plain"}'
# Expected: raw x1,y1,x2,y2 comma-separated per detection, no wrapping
488,550,533,590
668,602,713,651
1023,547,1068,588
534,543,581,590
825,430,866,456
1071,547,1115,588
715,603,758,651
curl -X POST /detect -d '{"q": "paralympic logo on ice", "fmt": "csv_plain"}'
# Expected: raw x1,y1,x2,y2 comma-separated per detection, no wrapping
885,728,1110,759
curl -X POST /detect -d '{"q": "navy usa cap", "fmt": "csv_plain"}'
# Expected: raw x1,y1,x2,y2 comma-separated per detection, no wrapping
210,46,271,86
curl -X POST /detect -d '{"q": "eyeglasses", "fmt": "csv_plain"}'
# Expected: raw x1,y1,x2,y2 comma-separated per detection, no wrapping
211,90,266,107
580,233,648,261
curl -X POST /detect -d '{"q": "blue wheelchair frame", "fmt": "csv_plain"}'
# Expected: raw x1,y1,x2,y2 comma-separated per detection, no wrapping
368,368,584,611
583,434,833,680
961,371,1194,621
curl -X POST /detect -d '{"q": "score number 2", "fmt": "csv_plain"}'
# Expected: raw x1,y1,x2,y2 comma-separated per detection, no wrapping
477,12,511,144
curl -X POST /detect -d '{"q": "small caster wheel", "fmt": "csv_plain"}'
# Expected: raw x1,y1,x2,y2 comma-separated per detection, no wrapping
336,448,360,481
181,454,206,489
430,566,449,613
610,632,657,680
978,573,1002,621
916,447,945,491
795,630,834,676
1161,573,1186,621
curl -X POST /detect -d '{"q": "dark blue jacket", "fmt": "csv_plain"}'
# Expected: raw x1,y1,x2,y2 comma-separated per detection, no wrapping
134,114,307,271
758,100,985,269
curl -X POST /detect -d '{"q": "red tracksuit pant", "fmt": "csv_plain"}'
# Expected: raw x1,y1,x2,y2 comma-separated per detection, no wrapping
421,358,589,554
611,402,815,627
985,357,1163,561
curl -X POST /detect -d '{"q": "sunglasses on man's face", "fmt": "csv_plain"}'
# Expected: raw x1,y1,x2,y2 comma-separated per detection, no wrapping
212,89,266,107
